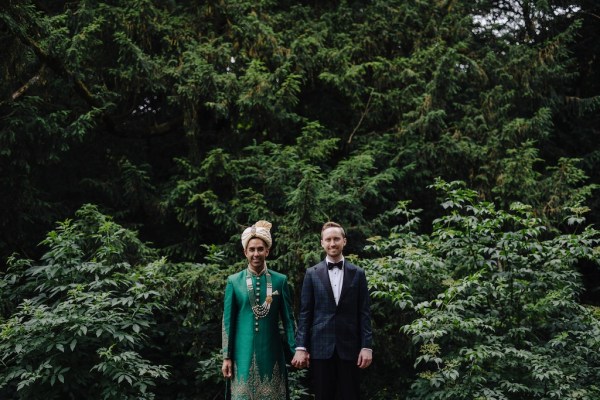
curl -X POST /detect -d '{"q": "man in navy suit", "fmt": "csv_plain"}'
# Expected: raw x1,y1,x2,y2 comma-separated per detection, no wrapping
292,221,373,400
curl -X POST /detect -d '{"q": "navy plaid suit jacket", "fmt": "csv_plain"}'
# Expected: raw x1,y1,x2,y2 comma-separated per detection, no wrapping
295,260,372,361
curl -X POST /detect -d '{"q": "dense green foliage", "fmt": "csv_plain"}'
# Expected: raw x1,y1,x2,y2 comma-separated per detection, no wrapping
0,205,170,399
2,0,600,398
366,180,600,399
2,0,599,264
2,182,599,399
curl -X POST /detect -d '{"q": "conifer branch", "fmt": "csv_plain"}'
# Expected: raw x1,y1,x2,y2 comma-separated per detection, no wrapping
14,28,102,109
7,16,182,138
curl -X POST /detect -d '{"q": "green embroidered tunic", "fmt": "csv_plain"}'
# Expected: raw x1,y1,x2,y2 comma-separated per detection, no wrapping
222,267,296,400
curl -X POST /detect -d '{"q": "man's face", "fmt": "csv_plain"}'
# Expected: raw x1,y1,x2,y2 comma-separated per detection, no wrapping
321,227,346,259
244,238,270,270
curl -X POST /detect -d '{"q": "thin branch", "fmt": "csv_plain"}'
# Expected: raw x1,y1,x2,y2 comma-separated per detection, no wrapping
114,116,184,138
581,11,600,21
11,65,45,101
347,89,374,144
146,116,184,135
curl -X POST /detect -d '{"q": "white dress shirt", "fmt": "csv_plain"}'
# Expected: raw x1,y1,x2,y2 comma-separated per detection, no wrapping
326,257,344,305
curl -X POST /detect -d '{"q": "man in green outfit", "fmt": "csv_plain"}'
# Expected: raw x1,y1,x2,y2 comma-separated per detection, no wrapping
221,220,296,399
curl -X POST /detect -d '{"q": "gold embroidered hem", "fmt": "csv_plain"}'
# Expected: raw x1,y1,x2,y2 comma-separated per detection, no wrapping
222,315,229,358
231,356,285,400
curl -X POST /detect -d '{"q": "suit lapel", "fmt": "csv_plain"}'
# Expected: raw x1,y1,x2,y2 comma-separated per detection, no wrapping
339,262,356,303
316,261,336,304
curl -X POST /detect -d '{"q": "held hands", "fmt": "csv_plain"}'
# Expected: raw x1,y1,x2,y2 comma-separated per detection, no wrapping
291,349,310,369
222,358,232,378
357,349,373,369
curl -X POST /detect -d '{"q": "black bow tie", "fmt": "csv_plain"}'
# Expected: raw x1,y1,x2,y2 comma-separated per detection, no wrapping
327,261,344,270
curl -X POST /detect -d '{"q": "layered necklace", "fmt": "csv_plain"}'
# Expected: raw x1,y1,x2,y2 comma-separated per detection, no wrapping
246,266,273,319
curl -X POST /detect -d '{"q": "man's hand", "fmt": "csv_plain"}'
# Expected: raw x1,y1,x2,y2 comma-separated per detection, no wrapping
291,349,310,369
222,358,233,378
357,349,372,369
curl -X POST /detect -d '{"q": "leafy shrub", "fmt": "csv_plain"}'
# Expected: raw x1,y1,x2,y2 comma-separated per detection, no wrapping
366,180,600,400
0,205,169,399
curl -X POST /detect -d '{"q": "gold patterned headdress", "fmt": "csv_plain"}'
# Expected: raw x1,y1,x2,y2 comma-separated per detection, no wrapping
241,220,272,249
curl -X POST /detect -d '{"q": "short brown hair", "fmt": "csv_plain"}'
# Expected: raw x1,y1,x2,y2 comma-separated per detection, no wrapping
321,221,346,238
